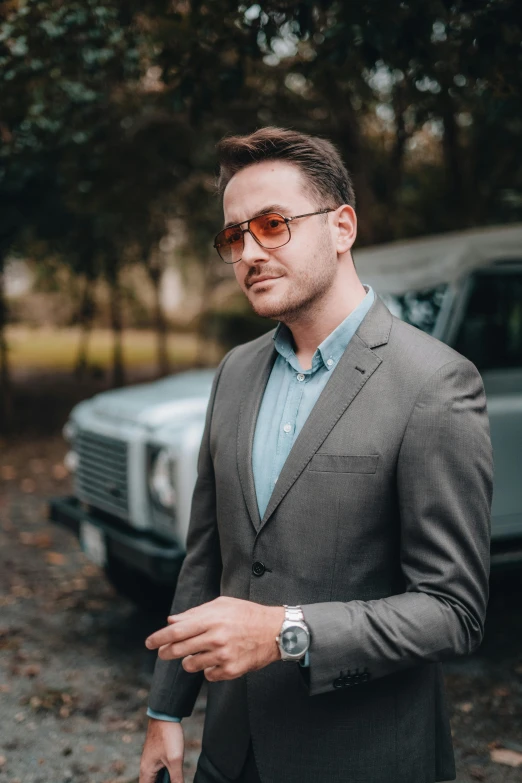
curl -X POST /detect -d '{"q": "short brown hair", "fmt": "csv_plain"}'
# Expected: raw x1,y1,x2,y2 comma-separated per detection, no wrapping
215,126,356,211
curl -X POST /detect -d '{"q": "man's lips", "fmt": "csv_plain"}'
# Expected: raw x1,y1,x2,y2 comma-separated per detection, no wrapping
248,276,282,288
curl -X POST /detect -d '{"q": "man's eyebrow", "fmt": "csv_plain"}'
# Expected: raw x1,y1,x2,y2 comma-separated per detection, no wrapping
223,204,290,230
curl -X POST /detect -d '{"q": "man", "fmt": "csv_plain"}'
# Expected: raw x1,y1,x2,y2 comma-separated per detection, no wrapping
140,127,493,783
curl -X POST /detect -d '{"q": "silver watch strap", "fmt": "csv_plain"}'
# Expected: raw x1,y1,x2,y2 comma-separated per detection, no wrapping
283,605,305,623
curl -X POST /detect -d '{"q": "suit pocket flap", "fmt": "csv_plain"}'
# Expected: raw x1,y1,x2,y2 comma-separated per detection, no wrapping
307,453,380,473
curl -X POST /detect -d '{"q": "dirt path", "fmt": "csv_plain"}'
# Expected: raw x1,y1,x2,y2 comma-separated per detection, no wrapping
1,432,522,782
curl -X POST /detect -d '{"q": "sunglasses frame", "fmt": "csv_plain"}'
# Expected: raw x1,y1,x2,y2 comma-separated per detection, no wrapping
213,208,335,263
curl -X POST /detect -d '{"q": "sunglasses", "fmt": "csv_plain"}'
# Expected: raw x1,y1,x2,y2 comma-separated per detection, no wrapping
213,208,335,264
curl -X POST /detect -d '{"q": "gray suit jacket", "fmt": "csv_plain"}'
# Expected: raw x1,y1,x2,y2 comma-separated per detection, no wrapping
148,293,493,783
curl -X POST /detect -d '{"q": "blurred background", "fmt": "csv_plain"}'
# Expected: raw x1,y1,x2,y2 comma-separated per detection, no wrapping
1,2,522,782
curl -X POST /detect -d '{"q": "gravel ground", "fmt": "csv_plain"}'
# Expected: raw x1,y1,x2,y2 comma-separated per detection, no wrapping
1,433,522,783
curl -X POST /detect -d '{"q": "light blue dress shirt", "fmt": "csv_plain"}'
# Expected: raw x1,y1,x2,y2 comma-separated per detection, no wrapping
147,284,375,722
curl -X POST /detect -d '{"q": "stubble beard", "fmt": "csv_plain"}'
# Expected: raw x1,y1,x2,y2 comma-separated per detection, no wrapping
249,233,337,324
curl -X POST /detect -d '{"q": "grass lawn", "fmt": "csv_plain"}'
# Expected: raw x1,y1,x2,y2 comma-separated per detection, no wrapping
6,326,220,371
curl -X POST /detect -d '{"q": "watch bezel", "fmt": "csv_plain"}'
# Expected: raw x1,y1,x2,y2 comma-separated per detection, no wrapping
277,620,310,660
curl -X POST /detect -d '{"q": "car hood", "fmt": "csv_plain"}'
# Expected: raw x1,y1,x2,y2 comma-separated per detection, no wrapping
78,369,216,428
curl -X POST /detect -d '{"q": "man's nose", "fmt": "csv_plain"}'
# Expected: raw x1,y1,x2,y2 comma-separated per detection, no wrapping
241,229,270,266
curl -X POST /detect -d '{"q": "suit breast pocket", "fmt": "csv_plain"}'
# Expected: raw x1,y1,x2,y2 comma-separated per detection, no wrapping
307,453,380,473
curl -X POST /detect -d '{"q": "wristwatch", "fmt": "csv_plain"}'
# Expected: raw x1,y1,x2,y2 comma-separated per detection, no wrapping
276,605,310,661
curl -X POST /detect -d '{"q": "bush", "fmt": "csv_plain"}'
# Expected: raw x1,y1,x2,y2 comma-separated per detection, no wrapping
199,308,277,351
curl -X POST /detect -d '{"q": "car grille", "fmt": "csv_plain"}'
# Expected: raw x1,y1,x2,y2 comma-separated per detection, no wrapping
75,431,129,517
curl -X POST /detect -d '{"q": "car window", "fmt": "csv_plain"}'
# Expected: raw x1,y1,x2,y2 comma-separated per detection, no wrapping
452,269,522,371
379,283,448,335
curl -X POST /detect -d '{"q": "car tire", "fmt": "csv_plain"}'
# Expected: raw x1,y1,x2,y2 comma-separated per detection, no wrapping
104,557,174,614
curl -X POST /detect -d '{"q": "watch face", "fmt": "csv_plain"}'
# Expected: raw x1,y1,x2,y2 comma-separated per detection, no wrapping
281,624,309,656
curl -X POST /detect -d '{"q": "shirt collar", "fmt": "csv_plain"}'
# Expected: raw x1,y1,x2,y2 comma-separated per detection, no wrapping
272,283,375,373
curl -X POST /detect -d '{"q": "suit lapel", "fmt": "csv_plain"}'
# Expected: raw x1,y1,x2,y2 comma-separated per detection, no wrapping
237,294,393,535
237,341,278,532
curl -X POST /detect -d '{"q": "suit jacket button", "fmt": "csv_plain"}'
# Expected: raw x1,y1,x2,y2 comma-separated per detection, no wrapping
252,561,266,577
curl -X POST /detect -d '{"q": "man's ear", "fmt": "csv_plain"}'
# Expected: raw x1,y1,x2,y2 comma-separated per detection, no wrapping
334,205,357,255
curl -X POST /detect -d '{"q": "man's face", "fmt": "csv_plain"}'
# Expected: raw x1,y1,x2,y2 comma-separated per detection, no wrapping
222,160,339,321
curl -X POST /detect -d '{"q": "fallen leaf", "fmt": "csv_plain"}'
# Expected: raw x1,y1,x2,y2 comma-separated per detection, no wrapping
10,584,32,598
83,745,96,753
46,552,65,565
52,464,68,480
490,748,522,767
22,664,41,677
457,701,473,713
0,755,6,768
20,478,36,493
1,466,16,480
29,459,45,474
85,599,107,610
469,766,486,781
493,686,510,697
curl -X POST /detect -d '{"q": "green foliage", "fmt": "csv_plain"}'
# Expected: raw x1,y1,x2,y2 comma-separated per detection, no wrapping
0,0,521,282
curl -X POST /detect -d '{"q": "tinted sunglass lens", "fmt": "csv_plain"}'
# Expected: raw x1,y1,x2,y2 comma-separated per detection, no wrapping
215,227,243,263
250,213,289,247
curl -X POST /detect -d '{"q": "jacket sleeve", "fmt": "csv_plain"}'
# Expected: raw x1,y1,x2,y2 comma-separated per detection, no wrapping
147,347,236,717
300,358,494,696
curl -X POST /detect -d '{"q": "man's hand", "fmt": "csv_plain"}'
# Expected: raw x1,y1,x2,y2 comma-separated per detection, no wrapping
139,718,184,783
145,597,285,681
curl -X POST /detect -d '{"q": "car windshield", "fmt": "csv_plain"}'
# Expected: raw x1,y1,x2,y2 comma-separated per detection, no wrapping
379,283,448,335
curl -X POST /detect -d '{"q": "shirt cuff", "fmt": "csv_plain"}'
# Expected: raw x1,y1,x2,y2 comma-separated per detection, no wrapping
147,707,182,722
299,650,310,667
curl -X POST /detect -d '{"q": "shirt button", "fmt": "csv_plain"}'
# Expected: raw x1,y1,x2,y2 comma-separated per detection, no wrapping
296,373,305,382
283,423,292,433
327,358,334,367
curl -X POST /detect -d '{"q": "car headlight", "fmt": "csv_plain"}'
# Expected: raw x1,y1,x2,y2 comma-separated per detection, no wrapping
64,450,79,473
148,448,177,510
62,420,77,443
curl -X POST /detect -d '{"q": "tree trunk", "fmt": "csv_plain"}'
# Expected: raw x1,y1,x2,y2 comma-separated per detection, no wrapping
74,276,96,380
194,262,216,367
0,253,12,434
441,96,465,229
148,265,169,377
109,267,125,387
382,83,410,239
312,70,380,244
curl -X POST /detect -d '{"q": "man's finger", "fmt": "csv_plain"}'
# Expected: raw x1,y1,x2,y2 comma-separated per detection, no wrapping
157,632,213,660
167,762,185,783
181,651,222,672
145,617,210,649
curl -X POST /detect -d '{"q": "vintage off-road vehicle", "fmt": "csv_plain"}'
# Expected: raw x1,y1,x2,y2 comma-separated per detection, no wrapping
49,223,522,608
